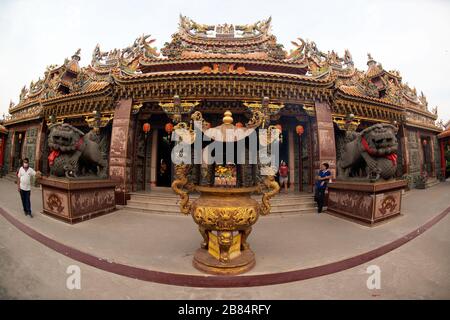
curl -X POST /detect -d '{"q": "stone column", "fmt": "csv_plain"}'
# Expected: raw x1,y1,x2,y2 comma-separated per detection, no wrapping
34,122,45,171
400,125,409,175
9,131,15,172
430,136,436,177
313,101,337,178
288,129,295,190
149,129,158,187
440,139,446,177
109,99,133,205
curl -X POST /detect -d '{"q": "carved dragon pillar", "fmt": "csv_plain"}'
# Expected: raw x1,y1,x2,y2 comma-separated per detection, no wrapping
313,101,337,178
109,99,134,205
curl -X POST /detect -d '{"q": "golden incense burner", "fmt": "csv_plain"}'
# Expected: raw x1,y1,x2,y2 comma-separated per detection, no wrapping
171,110,280,275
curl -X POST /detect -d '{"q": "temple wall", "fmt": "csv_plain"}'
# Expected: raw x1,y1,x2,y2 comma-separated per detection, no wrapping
2,131,12,175
2,122,42,173
433,135,442,179
405,126,438,188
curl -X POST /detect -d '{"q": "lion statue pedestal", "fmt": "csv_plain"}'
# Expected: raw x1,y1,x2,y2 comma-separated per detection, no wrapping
329,123,407,225
39,177,117,224
39,123,116,223
327,180,407,225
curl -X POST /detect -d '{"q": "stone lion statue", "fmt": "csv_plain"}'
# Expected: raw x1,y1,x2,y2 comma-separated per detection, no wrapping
337,123,399,181
47,123,108,178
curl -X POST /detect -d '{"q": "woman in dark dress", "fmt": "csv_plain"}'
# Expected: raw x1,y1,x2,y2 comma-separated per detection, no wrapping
315,163,331,213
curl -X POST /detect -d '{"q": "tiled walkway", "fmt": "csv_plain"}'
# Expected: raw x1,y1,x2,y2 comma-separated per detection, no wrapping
0,179,449,298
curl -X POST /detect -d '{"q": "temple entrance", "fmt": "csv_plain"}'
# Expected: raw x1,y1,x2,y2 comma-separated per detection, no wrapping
13,131,25,171
279,130,289,168
421,136,433,176
156,128,172,187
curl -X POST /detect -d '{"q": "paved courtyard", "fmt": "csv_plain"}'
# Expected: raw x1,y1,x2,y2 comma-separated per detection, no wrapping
0,178,449,299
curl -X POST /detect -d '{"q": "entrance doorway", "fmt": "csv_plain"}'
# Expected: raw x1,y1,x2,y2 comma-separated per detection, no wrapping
421,136,433,176
13,131,25,171
156,128,172,187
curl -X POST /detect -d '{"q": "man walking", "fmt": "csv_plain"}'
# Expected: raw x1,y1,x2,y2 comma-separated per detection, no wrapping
17,158,40,218
315,162,331,213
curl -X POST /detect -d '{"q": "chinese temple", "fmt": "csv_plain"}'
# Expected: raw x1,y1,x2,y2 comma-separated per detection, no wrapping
1,16,444,204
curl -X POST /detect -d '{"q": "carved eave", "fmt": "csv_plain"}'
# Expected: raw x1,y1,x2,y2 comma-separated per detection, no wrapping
405,105,438,121
112,69,333,86
3,101,43,126
112,71,333,105
333,89,404,123
404,120,442,133
138,56,309,71
0,124,8,134
438,128,450,139
41,83,113,119
335,87,404,109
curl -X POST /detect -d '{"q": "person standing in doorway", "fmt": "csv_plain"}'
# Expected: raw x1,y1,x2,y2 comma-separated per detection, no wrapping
278,160,289,193
17,158,40,218
315,162,331,213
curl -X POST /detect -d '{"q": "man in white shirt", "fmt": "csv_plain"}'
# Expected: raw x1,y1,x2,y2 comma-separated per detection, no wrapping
17,158,41,218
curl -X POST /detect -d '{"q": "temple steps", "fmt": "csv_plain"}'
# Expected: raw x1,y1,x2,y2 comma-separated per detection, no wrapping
125,190,318,215
425,178,440,188
2,172,17,183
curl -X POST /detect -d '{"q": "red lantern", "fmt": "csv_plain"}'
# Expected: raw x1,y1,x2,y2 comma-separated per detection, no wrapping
235,122,244,128
142,123,151,134
296,125,304,136
165,122,174,134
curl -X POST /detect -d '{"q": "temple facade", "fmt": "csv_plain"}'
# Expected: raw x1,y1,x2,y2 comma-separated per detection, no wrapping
1,16,443,203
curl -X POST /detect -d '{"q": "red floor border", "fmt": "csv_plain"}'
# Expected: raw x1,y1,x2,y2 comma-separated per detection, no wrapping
0,206,449,288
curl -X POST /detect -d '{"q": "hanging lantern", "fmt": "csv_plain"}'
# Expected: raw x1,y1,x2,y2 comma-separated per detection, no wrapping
296,125,304,136
165,122,174,134
235,122,244,128
142,123,151,136
142,123,151,133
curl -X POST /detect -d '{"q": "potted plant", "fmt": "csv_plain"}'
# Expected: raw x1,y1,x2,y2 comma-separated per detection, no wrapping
415,172,428,189
401,174,413,191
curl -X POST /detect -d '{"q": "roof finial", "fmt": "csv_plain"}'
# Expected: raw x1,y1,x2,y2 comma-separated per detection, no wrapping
72,48,81,61
367,53,376,66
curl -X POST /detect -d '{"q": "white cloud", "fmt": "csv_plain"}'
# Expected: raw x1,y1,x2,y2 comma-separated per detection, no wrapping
1,0,449,121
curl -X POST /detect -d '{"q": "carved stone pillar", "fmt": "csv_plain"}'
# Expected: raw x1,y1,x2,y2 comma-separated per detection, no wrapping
313,101,337,178
34,122,45,171
400,125,409,175
109,99,134,205
288,129,295,190
430,136,436,177
150,129,158,187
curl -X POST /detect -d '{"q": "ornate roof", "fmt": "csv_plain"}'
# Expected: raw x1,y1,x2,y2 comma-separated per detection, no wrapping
3,16,441,132
8,49,110,112
160,15,286,60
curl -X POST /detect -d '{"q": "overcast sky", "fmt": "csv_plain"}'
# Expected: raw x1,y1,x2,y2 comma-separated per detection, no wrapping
1,0,449,122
